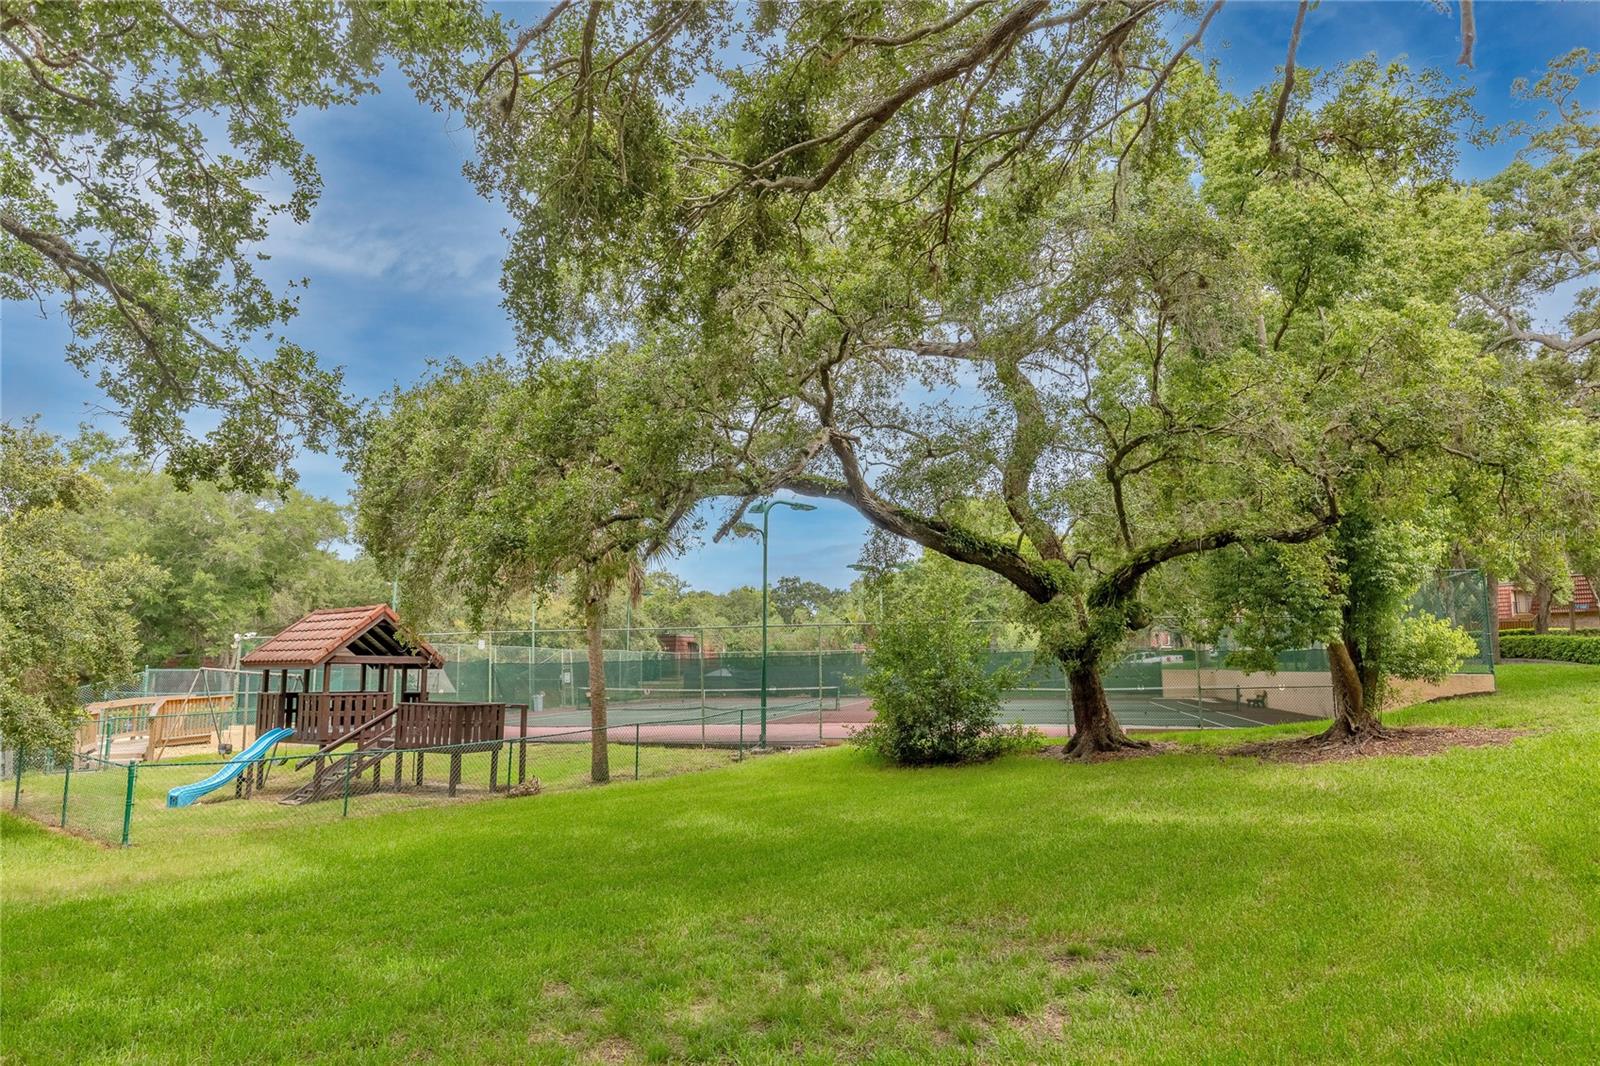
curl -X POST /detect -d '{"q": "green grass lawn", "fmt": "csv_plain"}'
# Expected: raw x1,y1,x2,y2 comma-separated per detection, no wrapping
9,740,737,848
3,663,1597,1063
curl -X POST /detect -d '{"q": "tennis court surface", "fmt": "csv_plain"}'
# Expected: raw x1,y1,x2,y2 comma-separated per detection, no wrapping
500,684,1332,744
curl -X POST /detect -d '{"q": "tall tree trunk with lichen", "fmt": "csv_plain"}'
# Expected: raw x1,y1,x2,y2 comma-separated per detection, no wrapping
1054,626,1149,758
1063,662,1146,756
1322,633,1387,740
584,587,610,784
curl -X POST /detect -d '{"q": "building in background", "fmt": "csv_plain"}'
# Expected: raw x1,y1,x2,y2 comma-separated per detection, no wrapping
1497,577,1599,631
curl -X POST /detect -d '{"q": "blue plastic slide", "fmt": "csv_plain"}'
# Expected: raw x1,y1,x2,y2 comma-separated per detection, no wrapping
166,728,296,808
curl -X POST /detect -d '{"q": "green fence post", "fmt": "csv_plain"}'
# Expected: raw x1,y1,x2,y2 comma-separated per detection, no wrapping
120,761,137,847
817,623,825,718
634,723,641,780
342,755,353,818
738,708,744,761
60,756,72,828
12,746,24,809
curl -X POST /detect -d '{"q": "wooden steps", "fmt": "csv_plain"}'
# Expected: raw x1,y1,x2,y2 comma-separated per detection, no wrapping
279,721,397,806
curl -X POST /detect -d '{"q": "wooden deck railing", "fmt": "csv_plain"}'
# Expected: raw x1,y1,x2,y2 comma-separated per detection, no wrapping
79,694,235,759
393,702,504,747
257,692,506,748
258,691,392,743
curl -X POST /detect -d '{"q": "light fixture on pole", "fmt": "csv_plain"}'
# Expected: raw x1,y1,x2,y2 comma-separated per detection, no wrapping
847,561,912,620
748,499,817,748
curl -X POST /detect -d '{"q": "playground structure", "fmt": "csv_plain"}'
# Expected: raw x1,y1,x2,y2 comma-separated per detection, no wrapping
166,728,296,807
77,694,239,763
221,604,520,806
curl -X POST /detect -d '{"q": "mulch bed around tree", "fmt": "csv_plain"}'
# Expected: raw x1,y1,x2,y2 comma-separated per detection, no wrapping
1217,726,1529,764
1038,741,1180,763
1038,727,1530,766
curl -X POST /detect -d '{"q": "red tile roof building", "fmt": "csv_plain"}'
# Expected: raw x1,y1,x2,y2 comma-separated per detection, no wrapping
1496,576,1599,630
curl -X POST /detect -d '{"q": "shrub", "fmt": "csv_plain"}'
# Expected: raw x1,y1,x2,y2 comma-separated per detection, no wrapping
1387,614,1481,682
853,563,1034,765
1499,627,1600,638
1499,634,1600,664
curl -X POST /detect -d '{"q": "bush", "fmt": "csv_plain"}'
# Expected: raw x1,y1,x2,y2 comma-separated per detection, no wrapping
1387,614,1480,682
1499,627,1600,638
852,564,1034,765
1499,634,1600,664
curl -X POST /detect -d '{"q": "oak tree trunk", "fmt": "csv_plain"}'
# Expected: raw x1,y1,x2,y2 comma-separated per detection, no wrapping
1533,580,1553,635
586,594,610,784
1320,637,1387,741
1063,663,1148,757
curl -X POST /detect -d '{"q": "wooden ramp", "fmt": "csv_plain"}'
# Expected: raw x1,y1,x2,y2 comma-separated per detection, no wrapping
79,694,234,761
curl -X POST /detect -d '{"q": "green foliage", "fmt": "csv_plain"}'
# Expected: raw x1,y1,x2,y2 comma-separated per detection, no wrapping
355,350,716,627
1471,49,1599,419
769,576,839,625
75,447,385,664
0,423,157,753
853,562,1029,765
0,2,495,489
1178,542,1343,674
1385,614,1481,682
1499,634,1600,664
1499,627,1600,638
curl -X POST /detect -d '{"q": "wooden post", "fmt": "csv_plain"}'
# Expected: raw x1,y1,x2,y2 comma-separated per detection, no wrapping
321,662,332,693
419,660,430,701
448,752,461,796
489,744,499,792
415,751,424,787
394,750,403,787
360,664,367,692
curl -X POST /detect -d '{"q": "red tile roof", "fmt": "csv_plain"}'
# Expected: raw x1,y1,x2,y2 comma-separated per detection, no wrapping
241,605,443,669
1496,577,1599,619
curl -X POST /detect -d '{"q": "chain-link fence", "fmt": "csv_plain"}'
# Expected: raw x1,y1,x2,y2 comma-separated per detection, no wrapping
5,572,1491,846
1408,568,1496,672
2,703,795,848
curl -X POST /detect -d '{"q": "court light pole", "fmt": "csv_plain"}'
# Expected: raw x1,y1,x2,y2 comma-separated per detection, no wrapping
846,564,883,619
847,560,912,621
750,499,817,748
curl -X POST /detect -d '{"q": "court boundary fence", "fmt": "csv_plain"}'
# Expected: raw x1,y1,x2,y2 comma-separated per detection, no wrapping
3,702,828,848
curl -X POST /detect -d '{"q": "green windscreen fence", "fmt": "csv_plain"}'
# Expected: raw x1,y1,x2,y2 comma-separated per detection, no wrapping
181,570,1496,715
1408,568,1495,672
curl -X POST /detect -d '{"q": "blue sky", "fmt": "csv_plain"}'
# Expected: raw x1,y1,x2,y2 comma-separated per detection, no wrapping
2,1,1594,591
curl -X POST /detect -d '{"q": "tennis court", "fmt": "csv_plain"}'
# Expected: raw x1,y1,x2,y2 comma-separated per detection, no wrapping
498,682,1333,745
517,686,843,729
994,687,1332,729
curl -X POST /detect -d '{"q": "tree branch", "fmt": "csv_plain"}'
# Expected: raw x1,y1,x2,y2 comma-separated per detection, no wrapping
1456,0,1476,69
1094,513,1337,605
476,0,574,91
696,0,1050,202
1267,0,1308,158
779,470,1060,602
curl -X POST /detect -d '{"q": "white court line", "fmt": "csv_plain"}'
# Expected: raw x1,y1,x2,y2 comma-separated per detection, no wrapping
1203,708,1274,727
1146,700,1203,725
